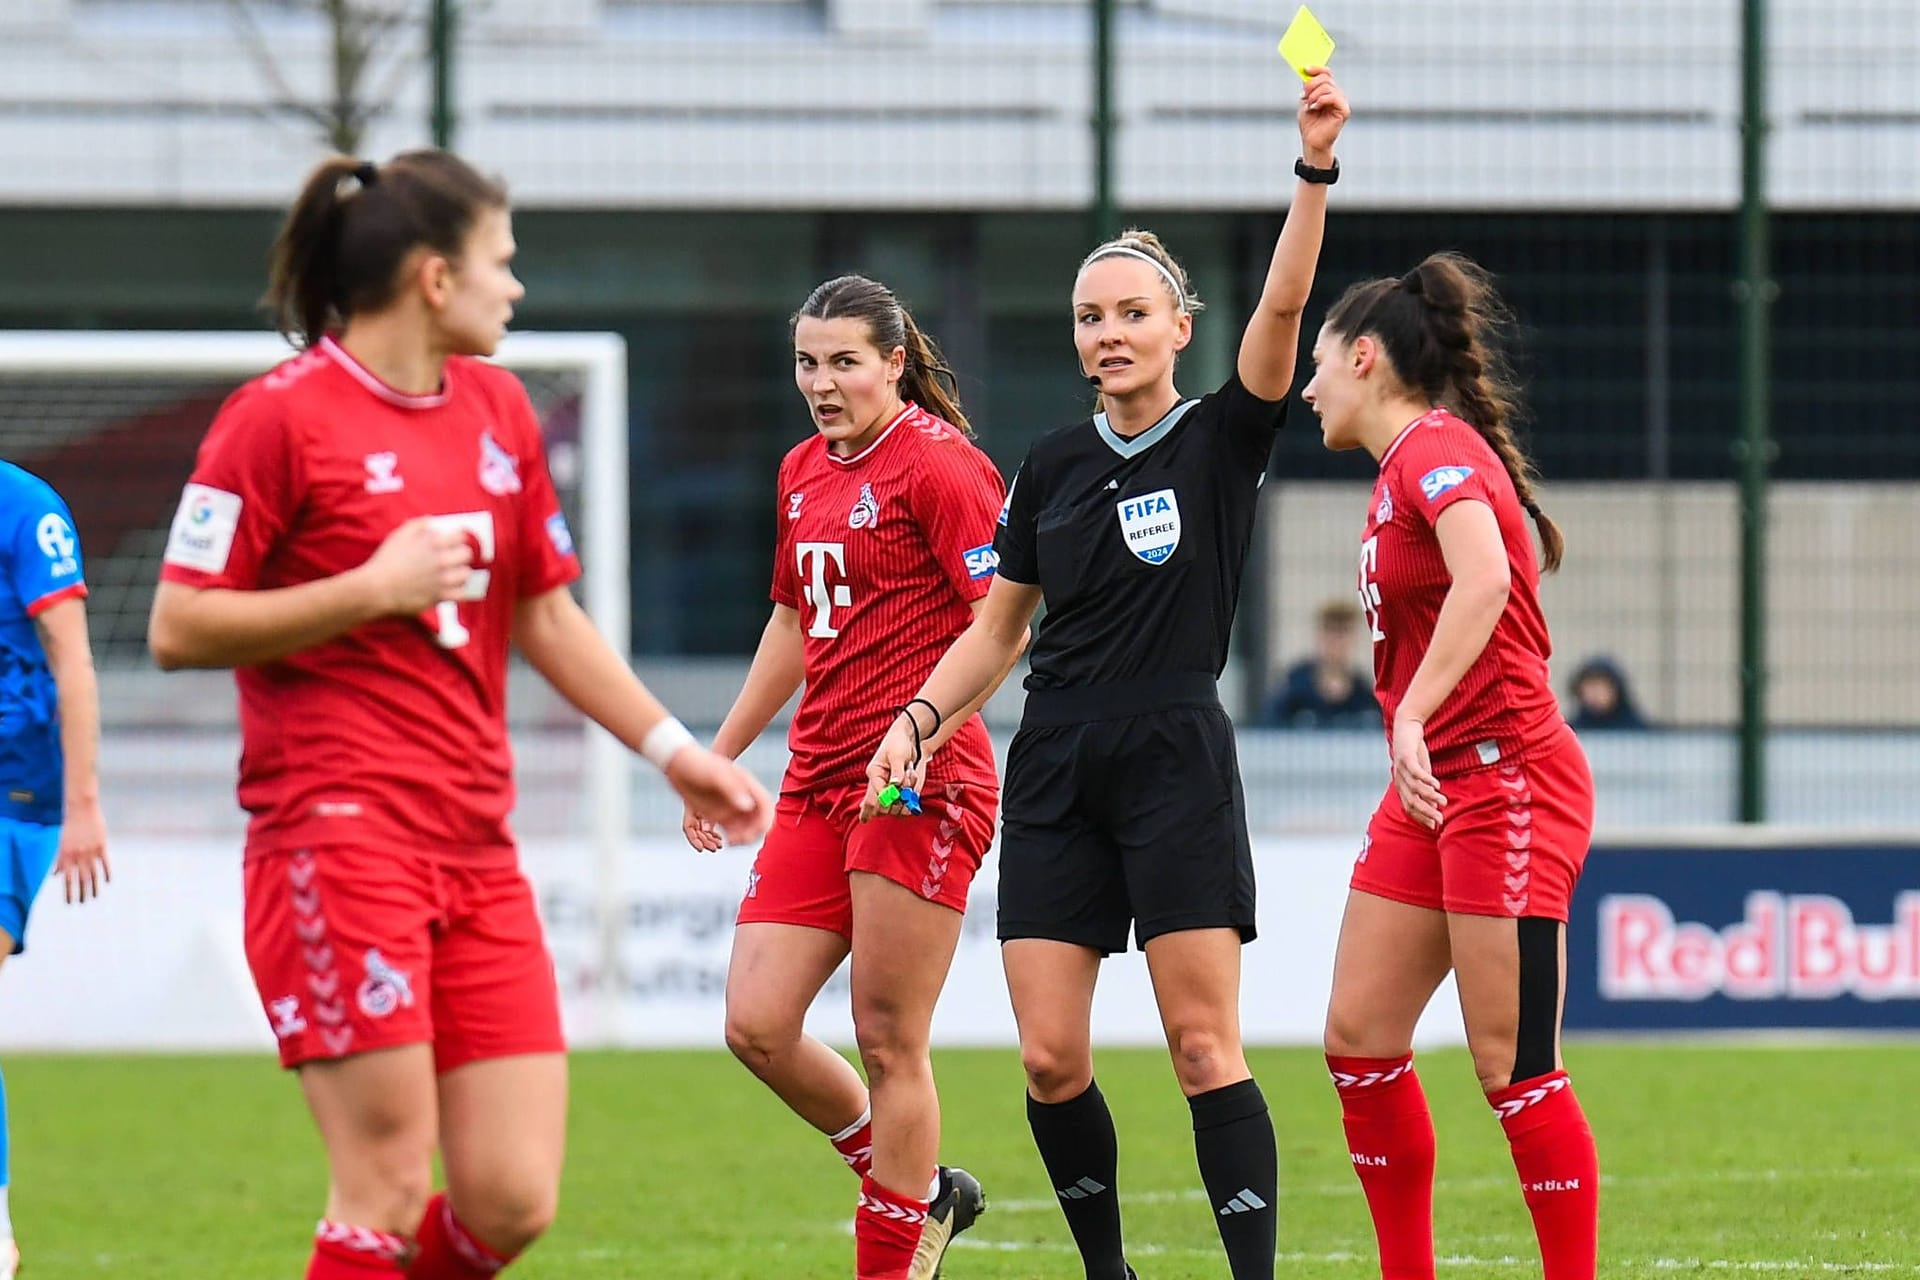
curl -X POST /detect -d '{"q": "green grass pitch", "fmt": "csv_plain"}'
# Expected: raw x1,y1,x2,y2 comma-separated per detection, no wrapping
6,1044,1915,1277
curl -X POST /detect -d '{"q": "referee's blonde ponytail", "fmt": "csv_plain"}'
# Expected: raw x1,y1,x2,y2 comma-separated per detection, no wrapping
1324,252,1564,572
265,149,508,349
793,276,974,436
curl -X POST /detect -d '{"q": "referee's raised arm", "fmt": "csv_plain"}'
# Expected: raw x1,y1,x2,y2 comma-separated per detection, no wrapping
1237,67,1350,400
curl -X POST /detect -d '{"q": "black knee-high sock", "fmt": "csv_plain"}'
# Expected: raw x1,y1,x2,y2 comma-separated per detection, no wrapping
1191,1078,1278,1280
1027,1081,1129,1280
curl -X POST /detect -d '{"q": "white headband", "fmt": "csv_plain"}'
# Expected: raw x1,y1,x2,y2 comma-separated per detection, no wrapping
1081,245,1189,313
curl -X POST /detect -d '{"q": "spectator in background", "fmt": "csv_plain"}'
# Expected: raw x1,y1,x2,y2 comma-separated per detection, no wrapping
1567,655,1646,730
1264,598,1378,727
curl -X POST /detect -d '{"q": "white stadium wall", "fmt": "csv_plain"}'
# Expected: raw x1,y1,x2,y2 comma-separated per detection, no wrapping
0,0,1914,209
0,835,1470,1052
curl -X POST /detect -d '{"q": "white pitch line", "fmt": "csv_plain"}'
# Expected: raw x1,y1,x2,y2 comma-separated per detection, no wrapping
951,1239,1920,1273
985,1165,1920,1215
951,1241,1539,1267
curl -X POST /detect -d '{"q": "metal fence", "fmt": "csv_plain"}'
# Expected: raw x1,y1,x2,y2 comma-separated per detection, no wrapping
0,0,1914,828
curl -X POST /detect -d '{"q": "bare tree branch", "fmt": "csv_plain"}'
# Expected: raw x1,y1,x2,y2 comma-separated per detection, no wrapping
227,0,337,136
228,0,429,156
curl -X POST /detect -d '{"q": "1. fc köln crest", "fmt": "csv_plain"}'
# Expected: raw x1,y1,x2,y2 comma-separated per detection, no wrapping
1115,488,1182,565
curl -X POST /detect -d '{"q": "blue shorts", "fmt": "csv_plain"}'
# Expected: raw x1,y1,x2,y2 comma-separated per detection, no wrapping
0,816,60,955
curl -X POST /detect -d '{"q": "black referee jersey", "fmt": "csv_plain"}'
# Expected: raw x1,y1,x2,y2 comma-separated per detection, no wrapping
993,373,1289,690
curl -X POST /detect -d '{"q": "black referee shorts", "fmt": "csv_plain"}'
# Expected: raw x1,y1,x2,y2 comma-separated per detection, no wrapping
996,674,1256,955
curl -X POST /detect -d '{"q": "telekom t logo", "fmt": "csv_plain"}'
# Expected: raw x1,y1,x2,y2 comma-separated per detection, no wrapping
797,541,851,638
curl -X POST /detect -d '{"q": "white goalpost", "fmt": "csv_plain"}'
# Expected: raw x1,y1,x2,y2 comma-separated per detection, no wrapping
0,329,634,1041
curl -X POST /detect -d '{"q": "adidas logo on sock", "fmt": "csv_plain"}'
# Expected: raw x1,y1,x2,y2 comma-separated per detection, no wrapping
1217,1188,1268,1216
1056,1177,1108,1201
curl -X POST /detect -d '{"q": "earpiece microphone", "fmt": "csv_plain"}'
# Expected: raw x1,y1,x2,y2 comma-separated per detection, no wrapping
1087,374,1102,387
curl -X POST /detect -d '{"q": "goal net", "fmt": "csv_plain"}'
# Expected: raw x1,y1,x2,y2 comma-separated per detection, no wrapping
0,330,635,1041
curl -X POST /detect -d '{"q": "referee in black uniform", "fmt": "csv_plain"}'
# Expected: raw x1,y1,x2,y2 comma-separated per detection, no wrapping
864,70,1350,1280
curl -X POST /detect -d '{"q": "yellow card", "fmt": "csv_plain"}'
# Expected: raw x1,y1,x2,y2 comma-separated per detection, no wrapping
1277,4,1335,81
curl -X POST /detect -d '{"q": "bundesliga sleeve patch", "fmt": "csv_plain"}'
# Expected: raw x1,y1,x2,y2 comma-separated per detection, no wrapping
545,511,576,558
998,474,1017,527
1418,465,1474,502
964,543,1000,579
163,483,244,573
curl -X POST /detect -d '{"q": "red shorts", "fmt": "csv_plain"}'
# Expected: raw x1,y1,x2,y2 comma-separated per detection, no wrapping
243,845,564,1072
1350,725,1595,921
737,778,998,936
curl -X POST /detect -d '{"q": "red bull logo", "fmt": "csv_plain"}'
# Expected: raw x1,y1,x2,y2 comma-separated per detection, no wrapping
1600,891,1920,1001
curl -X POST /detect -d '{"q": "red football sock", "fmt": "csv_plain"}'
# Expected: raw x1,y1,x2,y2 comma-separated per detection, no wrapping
306,1221,410,1278
1490,1070,1599,1280
1327,1054,1436,1280
854,1173,928,1280
830,1108,875,1178
409,1193,515,1278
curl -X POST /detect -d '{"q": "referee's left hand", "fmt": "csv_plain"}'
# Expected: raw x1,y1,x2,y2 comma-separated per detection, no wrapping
860,718,927,822
1391,714,1446,830
1297,67,1350,158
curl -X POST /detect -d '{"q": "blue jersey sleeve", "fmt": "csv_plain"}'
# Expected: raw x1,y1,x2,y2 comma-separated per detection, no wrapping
5,478,86,617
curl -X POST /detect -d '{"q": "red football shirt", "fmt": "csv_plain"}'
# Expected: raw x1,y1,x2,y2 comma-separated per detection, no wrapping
1358,409,1562,775
770,404,1006,795
160,337,581,861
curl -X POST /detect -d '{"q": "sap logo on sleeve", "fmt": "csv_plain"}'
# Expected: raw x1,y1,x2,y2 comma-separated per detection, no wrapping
1115,488,1182,565
163,484,244,573
1419,465,1474,502
545,511,575,558
964,544,1000,580
36,512,79,577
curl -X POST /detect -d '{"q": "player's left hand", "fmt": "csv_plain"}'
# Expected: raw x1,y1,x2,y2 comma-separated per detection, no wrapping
1391,714,1446,830
55,795,110,903
1297,67,1349,158
860,715,928,822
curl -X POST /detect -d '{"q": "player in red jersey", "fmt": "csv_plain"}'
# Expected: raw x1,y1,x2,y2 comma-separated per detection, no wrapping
1301,251,1599,1280
148,151,773,1280
683,276,1014,1280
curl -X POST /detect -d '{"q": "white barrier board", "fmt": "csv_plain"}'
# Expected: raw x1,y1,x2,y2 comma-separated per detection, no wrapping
0,837,1466,1052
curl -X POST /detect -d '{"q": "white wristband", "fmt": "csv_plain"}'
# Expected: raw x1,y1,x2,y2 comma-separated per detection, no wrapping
641,716,697,772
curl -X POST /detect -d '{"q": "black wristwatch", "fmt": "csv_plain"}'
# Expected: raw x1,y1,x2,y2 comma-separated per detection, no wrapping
1294,156,1340,185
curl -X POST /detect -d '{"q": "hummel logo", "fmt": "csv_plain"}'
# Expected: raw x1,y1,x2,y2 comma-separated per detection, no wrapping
1104,479,1120,490
363,451,403,494
1056,1177,1108,1201
1218,1188,1268,1215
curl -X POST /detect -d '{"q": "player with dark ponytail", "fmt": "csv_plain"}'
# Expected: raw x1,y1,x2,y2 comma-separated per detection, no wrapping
153,148,772,1280
688,275,1013,1279
1303,250,1598,1280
